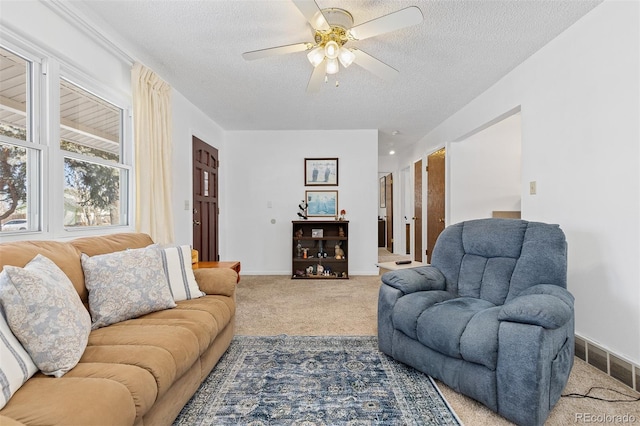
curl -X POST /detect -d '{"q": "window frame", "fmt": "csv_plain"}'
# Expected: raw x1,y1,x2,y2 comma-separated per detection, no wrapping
0,33,134,241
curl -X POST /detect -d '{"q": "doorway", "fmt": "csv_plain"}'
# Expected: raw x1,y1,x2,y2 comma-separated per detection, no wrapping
192,136,219,262
426,148,446,263
414,159,423,262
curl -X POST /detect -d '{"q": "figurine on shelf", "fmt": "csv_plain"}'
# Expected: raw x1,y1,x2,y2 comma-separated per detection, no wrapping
296,241,302,258
317,264,324,275
338,226,345,237
339,209,346,221
297,201,308,220
295,228,303,239
334,244,345,259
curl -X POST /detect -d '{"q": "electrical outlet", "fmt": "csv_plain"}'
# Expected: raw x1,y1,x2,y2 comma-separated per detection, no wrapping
529,181,537,195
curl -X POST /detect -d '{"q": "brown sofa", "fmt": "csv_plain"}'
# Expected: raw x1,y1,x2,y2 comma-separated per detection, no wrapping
0,233,236,426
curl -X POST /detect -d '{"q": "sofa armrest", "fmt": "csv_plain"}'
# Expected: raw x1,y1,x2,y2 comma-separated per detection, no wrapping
499,286,573,329
193,268,237,297
381,266,446,294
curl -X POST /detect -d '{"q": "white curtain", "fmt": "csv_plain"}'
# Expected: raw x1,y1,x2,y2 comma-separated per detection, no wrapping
131,63,174,244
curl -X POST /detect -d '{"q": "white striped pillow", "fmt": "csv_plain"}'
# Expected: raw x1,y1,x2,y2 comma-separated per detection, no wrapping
160,245,205,301
0,305,38,409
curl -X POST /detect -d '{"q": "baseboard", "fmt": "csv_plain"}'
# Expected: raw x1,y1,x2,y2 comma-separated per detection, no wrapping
575,335,639,392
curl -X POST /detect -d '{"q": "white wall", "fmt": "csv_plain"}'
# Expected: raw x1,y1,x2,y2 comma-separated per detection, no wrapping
394,0,639,364
448,113,522,224
223,130,379,275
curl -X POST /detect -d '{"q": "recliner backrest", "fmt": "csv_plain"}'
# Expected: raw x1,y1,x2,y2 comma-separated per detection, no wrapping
431,218,567,305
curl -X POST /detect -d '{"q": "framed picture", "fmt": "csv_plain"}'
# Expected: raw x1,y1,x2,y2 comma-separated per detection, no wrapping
305,158,338,186
306,190,338,217
380,176,386,208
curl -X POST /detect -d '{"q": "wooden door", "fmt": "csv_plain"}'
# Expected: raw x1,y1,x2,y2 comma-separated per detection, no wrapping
426,148,446,263
192,136,219,262
414,159,423,262
385,173,393,252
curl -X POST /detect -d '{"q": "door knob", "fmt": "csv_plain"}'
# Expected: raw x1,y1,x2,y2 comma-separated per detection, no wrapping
438,218,445,223
193,220,201,226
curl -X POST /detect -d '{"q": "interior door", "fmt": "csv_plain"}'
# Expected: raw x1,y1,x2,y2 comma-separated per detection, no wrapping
385,173,393,252
426,148,446,263
192,136,219,262
414,159,423,262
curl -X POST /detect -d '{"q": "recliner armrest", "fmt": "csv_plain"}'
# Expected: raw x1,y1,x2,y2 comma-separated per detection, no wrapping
381,266,446,294
499,286,574,329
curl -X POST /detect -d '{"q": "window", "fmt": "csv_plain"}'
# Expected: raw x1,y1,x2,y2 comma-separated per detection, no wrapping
0,47,39,233
0,39,131,236
60,80,128,227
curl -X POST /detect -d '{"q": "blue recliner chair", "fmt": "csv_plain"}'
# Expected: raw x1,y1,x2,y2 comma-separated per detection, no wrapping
378,218,574,426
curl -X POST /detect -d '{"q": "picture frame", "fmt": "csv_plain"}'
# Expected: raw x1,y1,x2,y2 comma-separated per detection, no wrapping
305,190,338,217
380,176,386,208
305,158,338,186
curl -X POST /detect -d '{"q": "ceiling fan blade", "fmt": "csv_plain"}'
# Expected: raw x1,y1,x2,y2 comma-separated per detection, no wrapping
352,49,399,82
348,6,423,41
292,0,330,31
307,61,326,93
242,43,312,61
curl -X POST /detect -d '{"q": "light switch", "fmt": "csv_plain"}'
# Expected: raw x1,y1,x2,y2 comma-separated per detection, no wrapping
267,200,273,208
184,200,190,210
529,181,537,195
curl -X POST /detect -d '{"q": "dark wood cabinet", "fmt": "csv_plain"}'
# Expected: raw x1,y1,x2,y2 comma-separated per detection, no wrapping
292,220,348,279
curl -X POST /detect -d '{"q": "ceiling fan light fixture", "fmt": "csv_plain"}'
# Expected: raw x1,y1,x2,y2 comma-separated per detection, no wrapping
326,57,339,74
324,41,340,59
307,46,325,67
338,47,355,68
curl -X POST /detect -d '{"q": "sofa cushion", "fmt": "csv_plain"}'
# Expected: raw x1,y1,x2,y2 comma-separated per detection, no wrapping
70,232,154,257
81,247,176,329
0,308,38,409
0,255,91,377
65,363,157,420
0,240,86,304
85,321,202,396
174,295,236,337
458,255,517,305
459,306,501,370
0,373,136,426
159,245,205,301
416,297,495,362
393,291,454,340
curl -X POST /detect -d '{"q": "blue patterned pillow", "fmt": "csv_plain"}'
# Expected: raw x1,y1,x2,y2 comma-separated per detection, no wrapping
0,306,38,409
81,246,176,329
160,245,205,301
0,254,91,378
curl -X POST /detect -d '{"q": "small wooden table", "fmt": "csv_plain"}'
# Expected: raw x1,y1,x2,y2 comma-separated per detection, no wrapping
376,260,426,275
194,261,241,283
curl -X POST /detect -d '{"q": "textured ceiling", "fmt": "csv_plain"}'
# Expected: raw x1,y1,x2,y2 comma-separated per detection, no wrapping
66,0,602,155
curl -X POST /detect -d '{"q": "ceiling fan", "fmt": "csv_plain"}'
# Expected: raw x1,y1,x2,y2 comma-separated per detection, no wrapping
242,0,423,92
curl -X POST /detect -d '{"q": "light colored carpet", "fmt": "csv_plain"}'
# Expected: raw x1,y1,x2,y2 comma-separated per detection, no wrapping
235,272,640,425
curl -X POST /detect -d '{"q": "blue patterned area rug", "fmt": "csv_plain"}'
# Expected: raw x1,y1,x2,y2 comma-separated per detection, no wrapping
174,335,461,425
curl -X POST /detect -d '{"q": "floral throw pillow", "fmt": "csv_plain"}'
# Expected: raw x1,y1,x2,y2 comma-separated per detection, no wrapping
81,246,176,330
0,254,91,378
